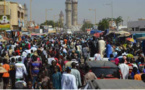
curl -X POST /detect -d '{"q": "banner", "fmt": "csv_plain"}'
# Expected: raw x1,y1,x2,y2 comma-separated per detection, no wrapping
0,15,10,30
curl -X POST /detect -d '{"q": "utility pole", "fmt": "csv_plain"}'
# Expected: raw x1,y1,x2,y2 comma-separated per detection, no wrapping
106,1,114,20
89,8,97,24
111,1,113,20
45,9,47,23
30,0,32,22
53,15,55,30
53,14,59,33
4,0,6,16
95,9,96,25
3,0,6,36
89,8,97,27
45,8,53,24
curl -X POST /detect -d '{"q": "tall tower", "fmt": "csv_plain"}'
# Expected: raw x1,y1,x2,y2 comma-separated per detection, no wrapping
59,11,64,25
72,0,78,26
65,0,72,29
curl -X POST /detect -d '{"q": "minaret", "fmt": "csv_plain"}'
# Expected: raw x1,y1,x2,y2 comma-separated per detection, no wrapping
65,0,72,29
72,0,78,26
59,11,64,25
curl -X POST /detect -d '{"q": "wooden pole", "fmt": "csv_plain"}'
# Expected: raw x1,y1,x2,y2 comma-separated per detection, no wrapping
30,0,32,21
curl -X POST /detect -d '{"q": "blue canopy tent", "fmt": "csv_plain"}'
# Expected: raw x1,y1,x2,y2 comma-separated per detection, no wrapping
90,29,102,34
104,29,109,36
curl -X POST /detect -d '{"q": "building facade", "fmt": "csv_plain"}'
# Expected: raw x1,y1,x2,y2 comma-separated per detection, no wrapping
128,19,145,32
0,1,28,31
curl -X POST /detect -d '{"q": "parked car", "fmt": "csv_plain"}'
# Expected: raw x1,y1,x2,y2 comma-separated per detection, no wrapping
86,61,120,79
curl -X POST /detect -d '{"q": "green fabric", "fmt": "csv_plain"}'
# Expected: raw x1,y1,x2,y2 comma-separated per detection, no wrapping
22,43,25,47
127,54,134,58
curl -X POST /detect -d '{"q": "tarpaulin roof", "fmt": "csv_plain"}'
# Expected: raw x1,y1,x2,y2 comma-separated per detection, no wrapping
31,33,43,36
94,32,104,38
88,79,145,89
133,33,145,39
86,61,117,68
90,30,102,34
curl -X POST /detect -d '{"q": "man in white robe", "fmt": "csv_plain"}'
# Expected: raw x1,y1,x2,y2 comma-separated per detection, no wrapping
98,37,106,58
119,59,129,79
61,67,77,89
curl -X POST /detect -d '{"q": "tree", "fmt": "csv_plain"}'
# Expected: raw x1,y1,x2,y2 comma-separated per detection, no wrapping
115,16,123,27
40,20,64,28
98,16,124,31
55,21,63,28
40,20,55,27
98,18,109,31
81,22,93,31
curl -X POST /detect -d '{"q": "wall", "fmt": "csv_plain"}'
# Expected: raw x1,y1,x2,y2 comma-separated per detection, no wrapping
128,20,145,28
10,2,18,26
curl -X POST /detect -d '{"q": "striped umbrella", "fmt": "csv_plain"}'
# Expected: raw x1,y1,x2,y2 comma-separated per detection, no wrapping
126,38,134,42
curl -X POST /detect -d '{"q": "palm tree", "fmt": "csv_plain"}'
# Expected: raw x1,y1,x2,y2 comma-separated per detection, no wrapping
115,16,123,27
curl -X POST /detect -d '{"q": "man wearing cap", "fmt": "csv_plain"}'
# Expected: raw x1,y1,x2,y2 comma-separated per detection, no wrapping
61,67,77,89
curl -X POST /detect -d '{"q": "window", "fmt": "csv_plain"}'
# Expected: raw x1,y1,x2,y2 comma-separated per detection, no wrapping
18,11,20,18
21,12,23,19
140,28,145,31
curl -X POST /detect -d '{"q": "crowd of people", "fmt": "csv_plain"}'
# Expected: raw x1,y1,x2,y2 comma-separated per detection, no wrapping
0,33,145,89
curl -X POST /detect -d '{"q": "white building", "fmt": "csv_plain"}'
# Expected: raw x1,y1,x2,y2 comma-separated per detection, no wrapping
128,19,145,32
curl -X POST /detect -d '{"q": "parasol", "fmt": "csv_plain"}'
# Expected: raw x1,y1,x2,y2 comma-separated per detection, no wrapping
118,34,131,38
126,38,135,42
0,67,7,73
0,39,6,42
94,33,100,38
115,31,130,35
136,37,145,41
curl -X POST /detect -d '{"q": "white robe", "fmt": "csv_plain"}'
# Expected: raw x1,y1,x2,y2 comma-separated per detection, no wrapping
98,40,106,58
119,63,129,79
61,73,77,89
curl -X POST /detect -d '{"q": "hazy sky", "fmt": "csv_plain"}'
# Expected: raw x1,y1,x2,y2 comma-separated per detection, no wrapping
7,0,145,25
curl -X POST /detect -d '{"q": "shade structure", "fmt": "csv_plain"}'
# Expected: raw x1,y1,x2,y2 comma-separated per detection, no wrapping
0,67,7,73
31,33,43,36
94,32,104,38
136,37,145,41
133,33,145,39
88,79,145,89
104,29,109,36
126,38,135,42
90,30,102,34
118,34,131,38
115,31,131,38
0,39,6,42
94,33,100,38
